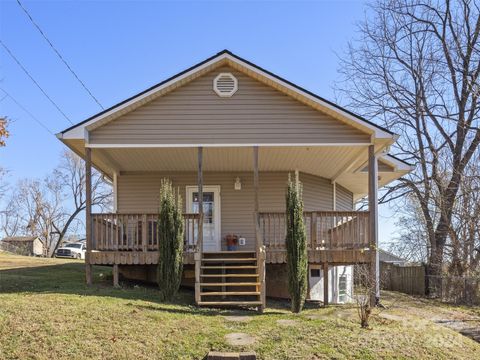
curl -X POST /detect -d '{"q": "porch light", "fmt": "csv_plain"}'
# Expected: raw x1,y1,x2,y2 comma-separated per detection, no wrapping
234,177,242,190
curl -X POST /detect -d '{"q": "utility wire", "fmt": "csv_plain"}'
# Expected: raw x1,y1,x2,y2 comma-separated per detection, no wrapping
0,39,73,125
16,0,104,110
0,87,55,135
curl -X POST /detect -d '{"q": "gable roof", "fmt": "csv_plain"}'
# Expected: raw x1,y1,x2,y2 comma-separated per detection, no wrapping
57,50,395,141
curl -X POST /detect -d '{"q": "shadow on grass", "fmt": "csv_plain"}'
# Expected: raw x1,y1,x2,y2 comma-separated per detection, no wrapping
0,261,287,315
0,262,178,304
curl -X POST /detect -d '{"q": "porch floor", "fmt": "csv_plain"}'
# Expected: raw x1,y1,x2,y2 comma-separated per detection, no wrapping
87,248,372,265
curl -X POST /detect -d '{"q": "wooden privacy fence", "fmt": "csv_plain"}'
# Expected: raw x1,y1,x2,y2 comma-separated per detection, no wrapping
381,263,426,295
91,213,200,252
259,211,370,250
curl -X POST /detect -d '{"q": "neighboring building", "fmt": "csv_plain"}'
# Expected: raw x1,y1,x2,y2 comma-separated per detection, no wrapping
57,50,413,309
1,236,45,256
379,249,408,266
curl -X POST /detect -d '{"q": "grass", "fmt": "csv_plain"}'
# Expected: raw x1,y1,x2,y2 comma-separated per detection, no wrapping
0,252,479,359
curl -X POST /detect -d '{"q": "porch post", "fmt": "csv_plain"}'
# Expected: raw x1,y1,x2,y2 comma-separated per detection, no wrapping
253,146,266,311
368,145,379,306
253,146,260,250
113,264,119,288
85,147,93,286
195,147,203,305
323,262,329,306
197,146,204,251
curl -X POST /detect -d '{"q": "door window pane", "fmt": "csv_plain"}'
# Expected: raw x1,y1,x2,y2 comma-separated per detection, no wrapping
192,192,214,224
191,191,216,239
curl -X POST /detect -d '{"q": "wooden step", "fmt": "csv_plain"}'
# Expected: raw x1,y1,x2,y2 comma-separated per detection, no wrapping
201,265,258,269
202,258,256,262
201,274,259,278
200,291,260,296
200,282,260,287
198,301,263,306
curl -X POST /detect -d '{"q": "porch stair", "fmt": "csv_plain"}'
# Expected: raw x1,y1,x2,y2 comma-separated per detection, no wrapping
196,251,264,309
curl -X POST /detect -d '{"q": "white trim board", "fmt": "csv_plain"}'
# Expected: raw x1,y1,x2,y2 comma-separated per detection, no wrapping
85,142,372,148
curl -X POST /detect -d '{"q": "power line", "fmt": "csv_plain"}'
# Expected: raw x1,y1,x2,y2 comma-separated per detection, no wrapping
16,0,104,110
0,87,55,135
0,39,73,125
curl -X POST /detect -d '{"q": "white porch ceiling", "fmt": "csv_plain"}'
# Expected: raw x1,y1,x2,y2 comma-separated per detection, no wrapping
66,141,410,201
103,146,366,178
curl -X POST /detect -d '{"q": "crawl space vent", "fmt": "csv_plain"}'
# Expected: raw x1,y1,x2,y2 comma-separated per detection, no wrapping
213,73,238,97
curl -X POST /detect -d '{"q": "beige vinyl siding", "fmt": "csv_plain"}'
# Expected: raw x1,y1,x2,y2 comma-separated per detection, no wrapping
336,184,354,211
90,66,370,145
117,171,351,251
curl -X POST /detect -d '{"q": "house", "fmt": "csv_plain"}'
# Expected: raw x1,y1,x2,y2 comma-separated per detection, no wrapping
379,249,408,266
57,50,412,310
1,236,45,256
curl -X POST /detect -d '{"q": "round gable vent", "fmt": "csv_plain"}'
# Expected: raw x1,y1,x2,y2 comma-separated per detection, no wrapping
213,73,238,97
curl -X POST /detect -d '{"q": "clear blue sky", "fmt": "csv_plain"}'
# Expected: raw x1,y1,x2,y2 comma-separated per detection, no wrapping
0,0,399,245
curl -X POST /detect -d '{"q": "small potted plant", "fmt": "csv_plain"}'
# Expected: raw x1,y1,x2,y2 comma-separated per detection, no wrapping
226,234,238,251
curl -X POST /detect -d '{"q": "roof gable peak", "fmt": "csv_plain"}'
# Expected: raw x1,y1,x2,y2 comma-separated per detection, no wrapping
58,50,395,141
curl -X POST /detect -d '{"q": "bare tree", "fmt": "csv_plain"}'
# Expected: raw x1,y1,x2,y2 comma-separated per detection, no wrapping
0,192,22,237
0,117,8,147
336,0,480,293
448,156,480,276
49,150,112,255
352,263,389,328
389,200,430,263
0,167,8,202
1,151,112,255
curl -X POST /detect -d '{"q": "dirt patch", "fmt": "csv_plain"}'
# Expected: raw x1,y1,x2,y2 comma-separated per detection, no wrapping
224,333,256,346
276,319,298,327
434,319,480,343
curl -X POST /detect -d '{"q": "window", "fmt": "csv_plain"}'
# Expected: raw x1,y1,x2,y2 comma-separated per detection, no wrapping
310,268,321,278
65,243,82,249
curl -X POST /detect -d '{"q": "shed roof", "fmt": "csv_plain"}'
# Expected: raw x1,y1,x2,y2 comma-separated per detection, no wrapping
2,236,40,242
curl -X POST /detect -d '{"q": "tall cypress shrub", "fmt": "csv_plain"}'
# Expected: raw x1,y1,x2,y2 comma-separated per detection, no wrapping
285,172,308,313
157,178,184,301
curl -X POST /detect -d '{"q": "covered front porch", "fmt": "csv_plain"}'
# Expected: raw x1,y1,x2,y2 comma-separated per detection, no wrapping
87,209,372,265
80,143,395,309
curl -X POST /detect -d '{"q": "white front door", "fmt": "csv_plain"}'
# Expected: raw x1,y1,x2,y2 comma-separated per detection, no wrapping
186,186,221,252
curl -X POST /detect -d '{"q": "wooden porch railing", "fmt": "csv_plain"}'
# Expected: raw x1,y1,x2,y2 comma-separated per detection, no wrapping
91,213,200,252
259,211,370,250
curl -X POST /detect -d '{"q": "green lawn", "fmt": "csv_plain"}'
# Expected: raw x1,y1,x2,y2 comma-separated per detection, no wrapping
0,252,479,359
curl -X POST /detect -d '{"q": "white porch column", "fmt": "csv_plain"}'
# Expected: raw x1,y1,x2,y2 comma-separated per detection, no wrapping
368,145,379,305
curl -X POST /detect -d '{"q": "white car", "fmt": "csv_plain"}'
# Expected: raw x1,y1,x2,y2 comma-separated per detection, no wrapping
55,243,86,259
